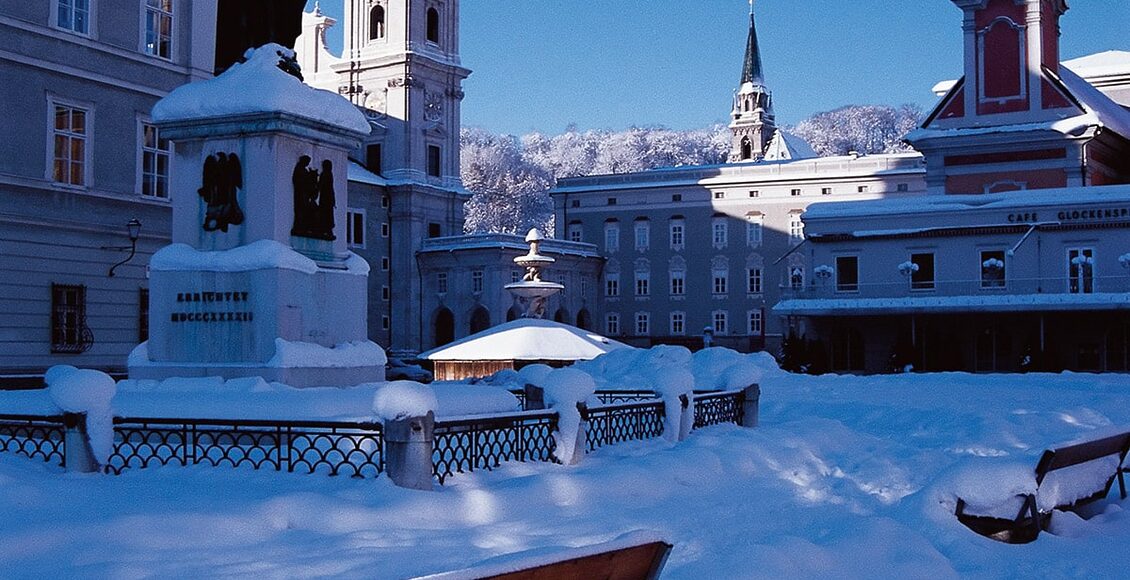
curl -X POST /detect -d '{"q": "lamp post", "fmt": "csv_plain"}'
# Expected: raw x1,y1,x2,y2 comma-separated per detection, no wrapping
105,219,142,277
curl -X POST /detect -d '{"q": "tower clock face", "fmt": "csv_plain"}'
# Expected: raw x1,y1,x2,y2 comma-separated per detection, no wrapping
424,92,444,122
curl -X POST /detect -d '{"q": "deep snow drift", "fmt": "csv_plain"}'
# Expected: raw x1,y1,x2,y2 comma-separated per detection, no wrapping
3,368,1130,578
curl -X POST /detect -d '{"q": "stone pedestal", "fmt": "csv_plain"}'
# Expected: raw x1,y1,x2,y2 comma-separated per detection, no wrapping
129,47,385,388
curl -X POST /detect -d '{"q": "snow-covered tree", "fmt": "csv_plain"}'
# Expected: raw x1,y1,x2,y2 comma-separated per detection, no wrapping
461,128,554,235
790,104,923,157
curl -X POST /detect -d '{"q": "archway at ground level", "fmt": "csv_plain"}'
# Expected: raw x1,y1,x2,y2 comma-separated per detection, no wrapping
434,307,454,347
576,309,591,331
470,306,490,334
554,308,568,324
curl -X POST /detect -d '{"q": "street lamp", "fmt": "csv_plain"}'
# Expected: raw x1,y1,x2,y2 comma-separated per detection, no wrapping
105,218,142,277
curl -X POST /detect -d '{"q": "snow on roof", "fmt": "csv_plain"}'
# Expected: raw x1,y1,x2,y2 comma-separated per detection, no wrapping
153,44,369,135
348,161,386,186
1063,51,1130,80
1055,65,1130,139
762,129,817,161
419,234,601,258
420,318,631,362
775,292,1130,316
803,183,1130,221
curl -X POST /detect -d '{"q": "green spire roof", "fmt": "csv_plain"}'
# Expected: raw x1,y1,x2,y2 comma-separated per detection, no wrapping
741,12,765,85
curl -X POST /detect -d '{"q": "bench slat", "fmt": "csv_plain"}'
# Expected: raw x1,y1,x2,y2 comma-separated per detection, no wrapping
1036,432,1130,484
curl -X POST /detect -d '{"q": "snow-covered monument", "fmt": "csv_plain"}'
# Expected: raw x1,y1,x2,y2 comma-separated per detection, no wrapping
127,28,386,386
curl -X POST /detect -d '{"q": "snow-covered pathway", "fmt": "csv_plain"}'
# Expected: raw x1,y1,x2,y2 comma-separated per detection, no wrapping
4,371,1130,578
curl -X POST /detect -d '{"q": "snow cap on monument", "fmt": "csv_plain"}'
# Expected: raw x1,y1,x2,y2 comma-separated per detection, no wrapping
152,44,370,135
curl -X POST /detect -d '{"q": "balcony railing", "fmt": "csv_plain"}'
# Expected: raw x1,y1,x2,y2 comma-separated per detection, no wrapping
781,274,1130,302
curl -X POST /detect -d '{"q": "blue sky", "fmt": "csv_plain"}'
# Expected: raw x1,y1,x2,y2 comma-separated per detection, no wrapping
305,1,1130,135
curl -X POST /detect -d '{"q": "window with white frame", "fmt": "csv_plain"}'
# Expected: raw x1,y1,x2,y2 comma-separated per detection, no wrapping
605,273,620,297
346,209,366,248
746,214,763,248
381,315,390,330
635,312,650,336
381,257,389,271
471,269,484,293
713,268,728,295
140,122,169,198
606,313,620,335
144,0,173,59
857,185,870,193
381,286,390,301
1068,248,1095,294
789,266,805,290
436,272,448,293
635,271,650,297
51,101,89,186
669,218,685,250
56,0,92,34
604,222,620,252
670,269,685,296
381,222,390,237
634,220,649,251
748,310,763,335
789,213,805,243
670,311,686,336
567,221,583,242
747,267,762,294
580,278,589,298
712,217,728,248
712,311,728,335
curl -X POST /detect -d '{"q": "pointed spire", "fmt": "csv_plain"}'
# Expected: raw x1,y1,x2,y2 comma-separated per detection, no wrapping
741,3,765,86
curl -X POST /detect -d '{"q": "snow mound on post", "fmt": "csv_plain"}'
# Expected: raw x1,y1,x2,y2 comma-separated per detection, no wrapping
46,368,116,463
541,368,596,463
573,345,691,390
43,365,78,386
152,44,369,135
517,364,554,387
372,381,437,423
431,383,520,416
692,348,779,391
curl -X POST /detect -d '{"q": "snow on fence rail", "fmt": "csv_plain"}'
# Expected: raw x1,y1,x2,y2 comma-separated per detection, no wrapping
105,417,385,478
0,388,751,484
0,414,67,465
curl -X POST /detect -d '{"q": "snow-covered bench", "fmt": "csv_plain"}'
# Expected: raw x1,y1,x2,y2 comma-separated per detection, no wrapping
413,532,673,580
956,431,1130,543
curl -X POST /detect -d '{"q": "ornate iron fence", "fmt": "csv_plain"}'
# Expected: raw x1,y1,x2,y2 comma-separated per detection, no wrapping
433,411,558,485
106,417,384,478
692,389,746,428
582,400,666,452
595,390,659,405
0,414,66,466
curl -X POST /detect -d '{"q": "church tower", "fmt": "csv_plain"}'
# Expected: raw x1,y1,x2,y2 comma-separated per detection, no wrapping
729,5,776,163
297,0,472,356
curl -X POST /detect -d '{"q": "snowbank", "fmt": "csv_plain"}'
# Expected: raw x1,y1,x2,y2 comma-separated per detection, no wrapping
431,383,520,416
152,44,369,134
574,345,777,393
541,368,597,463
517,364,554,387
46,367,116,464
372,381,437,422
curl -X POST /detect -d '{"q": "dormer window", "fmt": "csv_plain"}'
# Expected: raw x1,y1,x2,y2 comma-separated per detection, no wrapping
369,5,385,40
426,7,440,43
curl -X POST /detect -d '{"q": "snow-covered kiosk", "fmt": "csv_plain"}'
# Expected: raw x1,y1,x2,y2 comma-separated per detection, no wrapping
422,230,629,380
128,45,386,387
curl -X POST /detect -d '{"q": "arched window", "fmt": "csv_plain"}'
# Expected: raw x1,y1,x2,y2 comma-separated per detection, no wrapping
470,306,490,334
506,305,522,322
434,307,454,347
554,308,568,323
426,7,440,43
369,5,385,40
740,137,753,160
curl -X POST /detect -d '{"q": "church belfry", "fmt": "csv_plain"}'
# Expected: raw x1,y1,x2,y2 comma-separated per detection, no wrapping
729,4,776,163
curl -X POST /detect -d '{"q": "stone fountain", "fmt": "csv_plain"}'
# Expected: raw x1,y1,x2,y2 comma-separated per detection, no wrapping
505,229,565,319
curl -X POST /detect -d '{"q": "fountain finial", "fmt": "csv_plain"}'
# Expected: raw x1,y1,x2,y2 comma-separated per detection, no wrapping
505,229,563,319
